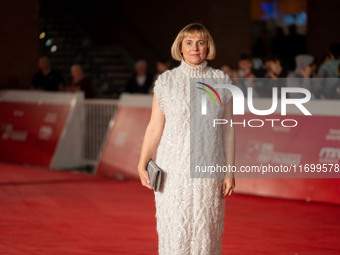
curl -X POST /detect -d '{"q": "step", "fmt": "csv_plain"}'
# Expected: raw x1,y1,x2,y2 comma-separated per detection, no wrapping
97,65,131,72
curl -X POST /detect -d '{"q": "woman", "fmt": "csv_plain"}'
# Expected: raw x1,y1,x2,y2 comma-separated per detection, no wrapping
66,64,94,98
137,23,236,255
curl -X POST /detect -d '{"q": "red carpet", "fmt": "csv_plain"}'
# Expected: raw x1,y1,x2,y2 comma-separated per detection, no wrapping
0,163,339,255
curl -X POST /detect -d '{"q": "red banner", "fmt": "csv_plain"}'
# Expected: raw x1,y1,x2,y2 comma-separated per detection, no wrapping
0,102,70,167
96,107,154,178
234,113,340,177
233,113,340,204
96,97,340,204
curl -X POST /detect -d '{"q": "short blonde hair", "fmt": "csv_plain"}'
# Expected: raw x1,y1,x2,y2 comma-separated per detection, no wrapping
171,23,216,61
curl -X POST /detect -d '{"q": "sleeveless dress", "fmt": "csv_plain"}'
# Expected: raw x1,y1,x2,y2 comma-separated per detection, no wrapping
153,60,232,255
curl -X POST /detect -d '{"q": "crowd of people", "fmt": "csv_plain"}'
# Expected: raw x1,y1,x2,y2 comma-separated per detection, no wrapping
124,43,340,100
220,43,340,99
31,56,94,98
32,42,340,100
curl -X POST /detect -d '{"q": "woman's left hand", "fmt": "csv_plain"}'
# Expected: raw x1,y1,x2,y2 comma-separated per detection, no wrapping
222,177,235,197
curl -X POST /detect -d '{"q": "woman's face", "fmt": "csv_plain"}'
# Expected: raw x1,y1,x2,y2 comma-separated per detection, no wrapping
181,32,208,66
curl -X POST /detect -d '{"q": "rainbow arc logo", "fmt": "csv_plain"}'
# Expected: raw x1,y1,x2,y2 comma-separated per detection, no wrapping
196,82,223,106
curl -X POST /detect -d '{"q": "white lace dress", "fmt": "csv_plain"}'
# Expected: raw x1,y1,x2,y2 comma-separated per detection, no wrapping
153,60,232,255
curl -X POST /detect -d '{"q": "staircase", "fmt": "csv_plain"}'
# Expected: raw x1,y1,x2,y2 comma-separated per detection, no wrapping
87,46,133,97
38,1,134,98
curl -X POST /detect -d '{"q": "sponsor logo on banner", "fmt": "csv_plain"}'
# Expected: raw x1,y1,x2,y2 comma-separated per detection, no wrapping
272,126,291,132
44,113,57,123
319,147,340,164
325,129,340,141
244,141,302,165
39,126,53,140
1,124,28,141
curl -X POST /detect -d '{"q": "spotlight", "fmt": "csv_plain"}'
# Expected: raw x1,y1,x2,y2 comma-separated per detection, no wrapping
39,32,46,39
50,45,57,52
46,39,52,46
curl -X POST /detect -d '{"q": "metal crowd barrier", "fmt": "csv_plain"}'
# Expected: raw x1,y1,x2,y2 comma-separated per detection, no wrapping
81,99,119,167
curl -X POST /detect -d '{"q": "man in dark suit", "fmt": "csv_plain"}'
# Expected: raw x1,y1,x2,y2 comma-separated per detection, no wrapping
32,56,64,91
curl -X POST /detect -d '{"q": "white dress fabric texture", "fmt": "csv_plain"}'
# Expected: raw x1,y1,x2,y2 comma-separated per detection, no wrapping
153,60,232,255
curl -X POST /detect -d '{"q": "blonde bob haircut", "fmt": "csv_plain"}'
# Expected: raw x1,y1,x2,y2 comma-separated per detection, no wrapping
171,23,216,61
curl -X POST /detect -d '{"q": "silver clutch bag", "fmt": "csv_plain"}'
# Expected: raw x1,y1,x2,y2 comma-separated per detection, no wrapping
146,159,162,191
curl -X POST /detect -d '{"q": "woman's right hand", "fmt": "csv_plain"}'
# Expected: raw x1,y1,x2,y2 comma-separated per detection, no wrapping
138,167,152,190
137,94,165,191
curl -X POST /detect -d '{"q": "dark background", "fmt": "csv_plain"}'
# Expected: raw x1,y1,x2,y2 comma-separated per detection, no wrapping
1,0,339,91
